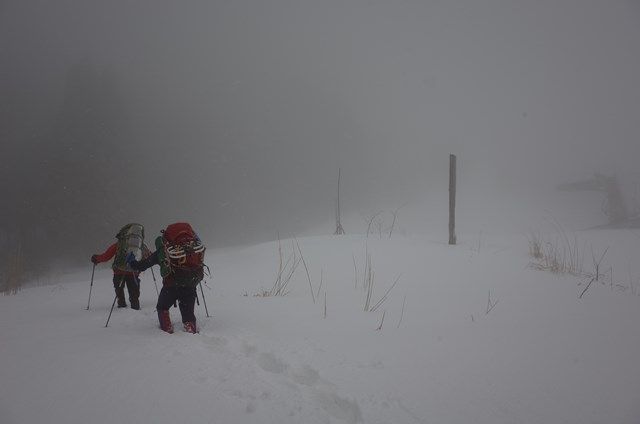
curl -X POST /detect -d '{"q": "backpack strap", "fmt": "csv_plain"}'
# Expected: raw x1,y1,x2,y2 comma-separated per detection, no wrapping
155,236,172,278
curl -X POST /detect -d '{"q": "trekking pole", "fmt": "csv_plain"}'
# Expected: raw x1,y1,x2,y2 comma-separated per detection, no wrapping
199,281,210,317
86,263,96,310
105,278,125,328
150,267,159,295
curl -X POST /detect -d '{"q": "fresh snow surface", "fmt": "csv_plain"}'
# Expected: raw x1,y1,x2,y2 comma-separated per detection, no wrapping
2,231,640,424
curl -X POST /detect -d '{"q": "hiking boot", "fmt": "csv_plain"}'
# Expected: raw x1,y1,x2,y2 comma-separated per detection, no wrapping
117,299,127,308
158,310,174,334
130,300,140,310
183,321,197,334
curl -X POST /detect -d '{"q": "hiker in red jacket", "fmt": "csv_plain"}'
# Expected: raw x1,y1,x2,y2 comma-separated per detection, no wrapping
91,223,150,310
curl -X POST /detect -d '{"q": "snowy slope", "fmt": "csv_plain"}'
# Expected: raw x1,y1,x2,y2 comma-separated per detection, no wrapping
1,231,640,424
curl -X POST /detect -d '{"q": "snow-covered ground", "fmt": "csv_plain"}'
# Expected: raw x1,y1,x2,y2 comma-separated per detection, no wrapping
1,229,640,424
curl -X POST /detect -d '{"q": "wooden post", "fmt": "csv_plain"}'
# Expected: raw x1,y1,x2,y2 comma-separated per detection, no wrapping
334,168,345,235
449,154,457,245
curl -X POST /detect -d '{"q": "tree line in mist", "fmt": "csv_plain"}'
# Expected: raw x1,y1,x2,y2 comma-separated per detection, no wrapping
1,62,141,290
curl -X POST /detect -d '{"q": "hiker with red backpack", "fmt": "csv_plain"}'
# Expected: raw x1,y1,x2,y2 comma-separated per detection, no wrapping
127,222,206,334
91,223,151,310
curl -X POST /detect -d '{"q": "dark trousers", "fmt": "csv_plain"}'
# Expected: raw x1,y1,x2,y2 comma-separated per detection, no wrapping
157,285,197,323
113,274,140,305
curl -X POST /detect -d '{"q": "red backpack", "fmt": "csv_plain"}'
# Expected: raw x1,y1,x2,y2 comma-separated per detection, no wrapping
158,223,206,286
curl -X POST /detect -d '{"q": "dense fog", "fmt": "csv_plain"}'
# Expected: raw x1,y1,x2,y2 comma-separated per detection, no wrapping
1,0,639,280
